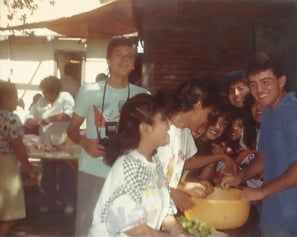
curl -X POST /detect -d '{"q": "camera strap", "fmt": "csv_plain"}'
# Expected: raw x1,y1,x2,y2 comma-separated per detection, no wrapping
99,80,130,132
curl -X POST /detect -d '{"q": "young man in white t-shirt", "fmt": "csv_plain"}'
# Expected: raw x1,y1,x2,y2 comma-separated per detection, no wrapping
157,79,216,212
67,37,150,237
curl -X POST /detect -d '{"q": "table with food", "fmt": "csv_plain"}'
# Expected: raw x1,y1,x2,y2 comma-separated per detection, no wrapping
23,134,81,172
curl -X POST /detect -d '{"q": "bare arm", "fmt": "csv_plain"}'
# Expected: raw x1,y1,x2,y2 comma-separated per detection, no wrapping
241,160,297,201
170,187,194,213
125,216,190,237
41,112,71,125
221,152,264,188
124,224,171,237
67,113,105,157
162,215,190,237
184,153,237,174
263,160,297,195
10,137,35,178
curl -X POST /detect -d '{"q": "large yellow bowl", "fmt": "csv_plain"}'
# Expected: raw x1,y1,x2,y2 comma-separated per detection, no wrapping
184,187,251,230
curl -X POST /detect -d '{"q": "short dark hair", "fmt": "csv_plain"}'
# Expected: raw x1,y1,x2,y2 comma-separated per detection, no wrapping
207,96,233,127
0,80,17,104
39,76,62,95
246,52,285,78
173,79,216,113
106,36,136,59
220,70,248,95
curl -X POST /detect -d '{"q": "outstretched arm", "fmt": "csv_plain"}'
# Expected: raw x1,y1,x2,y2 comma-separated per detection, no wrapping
241,160,297,201
221,152,264,188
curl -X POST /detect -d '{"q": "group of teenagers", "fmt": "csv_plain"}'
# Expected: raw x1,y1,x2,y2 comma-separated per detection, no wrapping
0,36,296,237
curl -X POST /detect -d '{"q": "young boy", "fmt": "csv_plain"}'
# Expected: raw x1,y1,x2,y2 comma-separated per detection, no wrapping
156,79,216,212
67,37,150,236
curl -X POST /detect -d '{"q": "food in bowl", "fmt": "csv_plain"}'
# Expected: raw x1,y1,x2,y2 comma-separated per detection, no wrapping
184,187,251,230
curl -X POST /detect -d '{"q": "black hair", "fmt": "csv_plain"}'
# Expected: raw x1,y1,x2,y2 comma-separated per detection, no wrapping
207,96,233,127
104,92,169,166
0,80,17,105
106,36,136,59
225,108,258,153
173,78,216,113
220,70,248,96
39,76,62,96
246,52,285,79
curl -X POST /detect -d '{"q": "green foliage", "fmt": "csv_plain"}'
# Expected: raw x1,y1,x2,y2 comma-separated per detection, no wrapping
4,0,55,24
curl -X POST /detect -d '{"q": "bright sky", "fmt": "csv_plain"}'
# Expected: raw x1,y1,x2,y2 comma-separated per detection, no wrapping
1,0,104,27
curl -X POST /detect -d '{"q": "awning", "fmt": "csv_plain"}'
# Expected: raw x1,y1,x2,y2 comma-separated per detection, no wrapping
0,0,137,39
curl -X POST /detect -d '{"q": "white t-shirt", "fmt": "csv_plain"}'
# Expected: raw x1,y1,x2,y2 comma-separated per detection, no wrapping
88,150,177,237
157,125,197,188
27,91,74,142
74,80,150,177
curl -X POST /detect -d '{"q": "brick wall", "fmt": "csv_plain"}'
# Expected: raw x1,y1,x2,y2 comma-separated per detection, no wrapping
134,0,297,92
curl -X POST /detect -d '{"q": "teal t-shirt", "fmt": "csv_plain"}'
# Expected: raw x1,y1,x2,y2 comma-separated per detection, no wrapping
74,80,150,177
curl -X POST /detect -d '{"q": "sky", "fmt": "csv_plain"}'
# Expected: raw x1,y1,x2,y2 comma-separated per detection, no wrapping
0,0,104,28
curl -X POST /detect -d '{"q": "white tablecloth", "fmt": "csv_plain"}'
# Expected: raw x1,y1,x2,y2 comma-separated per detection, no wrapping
29,151,80,160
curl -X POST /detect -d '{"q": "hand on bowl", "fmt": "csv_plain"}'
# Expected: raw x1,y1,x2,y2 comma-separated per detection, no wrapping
183,180,214,198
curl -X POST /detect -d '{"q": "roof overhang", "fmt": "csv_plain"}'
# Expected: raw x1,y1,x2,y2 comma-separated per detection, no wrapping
0,0,137,39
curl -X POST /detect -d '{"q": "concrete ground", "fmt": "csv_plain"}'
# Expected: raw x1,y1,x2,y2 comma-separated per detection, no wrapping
7,185,75,237
6,160,75,237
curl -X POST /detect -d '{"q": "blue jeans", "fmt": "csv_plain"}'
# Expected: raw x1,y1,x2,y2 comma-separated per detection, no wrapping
40,160,77,209
74,171,105,237
261,226,296,237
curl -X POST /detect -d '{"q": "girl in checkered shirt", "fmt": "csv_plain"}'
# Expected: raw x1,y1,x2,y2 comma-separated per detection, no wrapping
88,93,191,237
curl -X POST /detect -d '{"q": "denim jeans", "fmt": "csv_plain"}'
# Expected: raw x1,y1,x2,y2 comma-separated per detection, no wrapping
40,160,77,209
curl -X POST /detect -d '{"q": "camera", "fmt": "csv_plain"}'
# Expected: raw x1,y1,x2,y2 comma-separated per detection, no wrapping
99,137,109,147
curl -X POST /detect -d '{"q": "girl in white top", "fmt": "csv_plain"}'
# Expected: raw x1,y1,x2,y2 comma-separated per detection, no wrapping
88,93,190,237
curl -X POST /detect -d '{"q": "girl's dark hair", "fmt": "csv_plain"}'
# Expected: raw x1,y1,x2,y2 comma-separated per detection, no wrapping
39,76,62,95
106,36,136,59
220,70,248,96
0,80,17,104
173,78,216,113
104,92,169,166
226,109,258,152
207,96,233,127
243,94,261,128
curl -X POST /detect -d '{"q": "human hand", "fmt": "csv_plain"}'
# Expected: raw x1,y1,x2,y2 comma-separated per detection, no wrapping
222,155,238,175
23,169,38,186
163,216,194,237
211,143,226,155
82,137,106,158
26,118,40,127
220,173,242,189
197,179,214,196
171,188,194,212
183,180,213,198
41,118,51,125
241,187,265,201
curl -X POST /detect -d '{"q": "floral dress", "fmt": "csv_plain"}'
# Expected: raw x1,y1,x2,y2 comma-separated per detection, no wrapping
0,109,26,220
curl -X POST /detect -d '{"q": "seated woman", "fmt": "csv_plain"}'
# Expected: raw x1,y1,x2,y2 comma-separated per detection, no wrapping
0,81,37,235
88,93,191,237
